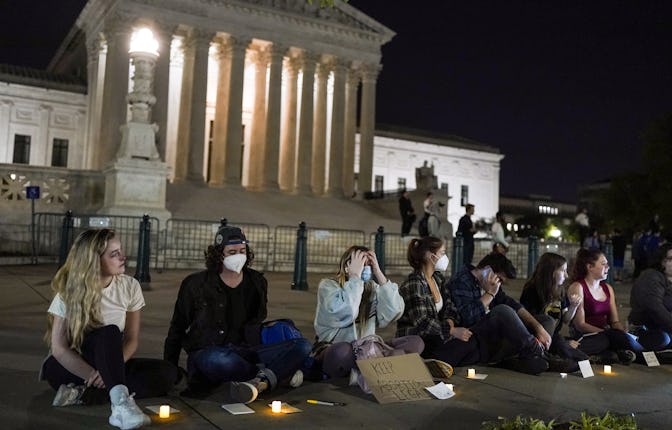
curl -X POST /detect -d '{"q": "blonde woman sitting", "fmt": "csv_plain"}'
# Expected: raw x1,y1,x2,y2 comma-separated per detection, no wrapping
314,246,424,378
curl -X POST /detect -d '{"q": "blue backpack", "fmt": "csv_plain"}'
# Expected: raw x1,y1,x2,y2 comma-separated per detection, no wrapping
260,319,303,344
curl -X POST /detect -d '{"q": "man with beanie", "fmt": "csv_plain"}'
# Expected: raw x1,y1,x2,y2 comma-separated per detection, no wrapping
164,225,311,403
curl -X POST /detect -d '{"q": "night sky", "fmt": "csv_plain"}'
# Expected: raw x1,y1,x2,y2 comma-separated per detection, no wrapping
1,0,671,202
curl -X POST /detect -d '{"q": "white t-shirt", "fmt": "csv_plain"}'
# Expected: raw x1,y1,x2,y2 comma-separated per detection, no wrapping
47,274,145,332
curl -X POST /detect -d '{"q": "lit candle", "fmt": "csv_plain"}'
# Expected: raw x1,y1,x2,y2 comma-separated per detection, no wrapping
159,405,170,418
271,401,282,413
604,365,612,374
560,373,567,379
467,368,476,378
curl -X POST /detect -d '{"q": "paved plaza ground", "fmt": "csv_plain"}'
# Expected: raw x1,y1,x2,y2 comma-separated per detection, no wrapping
2,264,671,429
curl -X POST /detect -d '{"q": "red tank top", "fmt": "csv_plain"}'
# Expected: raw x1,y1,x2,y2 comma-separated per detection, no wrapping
579,279,611,329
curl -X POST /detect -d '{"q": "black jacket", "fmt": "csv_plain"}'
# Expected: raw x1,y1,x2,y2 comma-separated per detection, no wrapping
163,268,268,366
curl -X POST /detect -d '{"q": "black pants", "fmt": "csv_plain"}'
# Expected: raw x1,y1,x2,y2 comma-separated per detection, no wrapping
401,215,415,236
423,336,480,367
42,325,177,399
463,241,474,266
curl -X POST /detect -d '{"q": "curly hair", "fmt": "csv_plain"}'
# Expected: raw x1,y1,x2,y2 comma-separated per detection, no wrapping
204,242,255,272
45,229,115,352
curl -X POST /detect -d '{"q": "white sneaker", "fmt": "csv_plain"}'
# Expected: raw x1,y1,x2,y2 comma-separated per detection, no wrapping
289,369,304,388
52,383,85,407
108,385,151,430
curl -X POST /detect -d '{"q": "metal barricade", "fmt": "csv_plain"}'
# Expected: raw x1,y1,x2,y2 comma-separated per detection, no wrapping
273,225,365,273
162,219,271,271
34,212,160,268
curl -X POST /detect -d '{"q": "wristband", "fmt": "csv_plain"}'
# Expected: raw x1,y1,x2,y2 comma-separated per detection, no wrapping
485,292,496,299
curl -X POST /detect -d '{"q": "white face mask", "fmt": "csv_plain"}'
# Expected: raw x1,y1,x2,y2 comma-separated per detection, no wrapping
223,254,247,273
361,265,372,281
434,254,449,272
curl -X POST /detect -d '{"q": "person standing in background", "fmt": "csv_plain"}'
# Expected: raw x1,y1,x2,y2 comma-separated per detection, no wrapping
491,211,509,249
458,204,476,266
398,190,416,237
611,228,626,282
575,208,590,247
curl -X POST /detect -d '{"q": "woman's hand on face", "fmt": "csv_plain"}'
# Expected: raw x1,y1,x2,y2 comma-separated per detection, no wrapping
366,251,382,273
347,250,367,279
450,327,473,342
86,369,105,389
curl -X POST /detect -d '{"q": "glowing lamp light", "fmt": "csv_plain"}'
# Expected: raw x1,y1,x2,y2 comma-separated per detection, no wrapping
549,227,562,239
129,28,159,56
159,405,170,418
271,401,282,413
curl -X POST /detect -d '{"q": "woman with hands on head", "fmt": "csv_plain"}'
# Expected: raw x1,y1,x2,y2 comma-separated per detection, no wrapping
314,246,424,379
42,229,177,430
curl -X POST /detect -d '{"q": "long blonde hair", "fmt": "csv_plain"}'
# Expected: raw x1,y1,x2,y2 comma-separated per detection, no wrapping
45,229,116,352
336,245,375,336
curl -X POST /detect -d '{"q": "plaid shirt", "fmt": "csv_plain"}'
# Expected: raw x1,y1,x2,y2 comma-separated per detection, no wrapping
447,266,522,328
396,271,460,345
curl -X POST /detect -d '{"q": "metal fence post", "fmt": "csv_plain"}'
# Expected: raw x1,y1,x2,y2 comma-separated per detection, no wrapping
292,221,308,290
452,231,464,274
58,210,74,268
374,226,385,273
527,235,539,278
604,239,614,284
134,214,152,289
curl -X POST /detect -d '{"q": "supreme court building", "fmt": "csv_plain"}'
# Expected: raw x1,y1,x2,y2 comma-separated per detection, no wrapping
0,0,503,227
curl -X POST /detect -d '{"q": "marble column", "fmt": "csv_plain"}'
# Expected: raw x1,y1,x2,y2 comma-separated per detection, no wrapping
358,64,380,196
247,44,270,190
98,16,131,169
37,105,51,165
0,100,12,161
260,43,285,191
84,35,105,169
153,23,174,162
311,58,330,195
223,36,251,187
186,30,214,182
174,34,195,181
295,51,317,195
208,38,232,186
326,59,347,197
342,66,359,198
278,55,299,192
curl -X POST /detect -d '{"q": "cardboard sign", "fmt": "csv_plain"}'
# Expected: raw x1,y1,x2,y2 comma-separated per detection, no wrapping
356,353,434,404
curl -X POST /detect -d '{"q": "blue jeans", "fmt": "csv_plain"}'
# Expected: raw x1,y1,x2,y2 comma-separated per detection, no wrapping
188,338,311,388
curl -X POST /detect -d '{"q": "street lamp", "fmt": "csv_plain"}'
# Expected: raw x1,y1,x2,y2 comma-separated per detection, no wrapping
116,27,160,160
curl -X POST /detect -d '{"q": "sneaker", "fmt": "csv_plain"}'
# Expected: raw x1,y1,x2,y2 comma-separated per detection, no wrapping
52,383,85,407
289,369,304,388
588,350,619,365
616,349,636,365
109,385,151,430
230,378,268,404
424,359,454,381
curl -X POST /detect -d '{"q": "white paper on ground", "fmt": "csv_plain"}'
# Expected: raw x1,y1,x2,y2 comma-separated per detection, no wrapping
642,351,660,367
425,382,455,399
221,403,255,415
145,405,180,414
467,373,487,380
267,402,303,413
578,360,594,378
